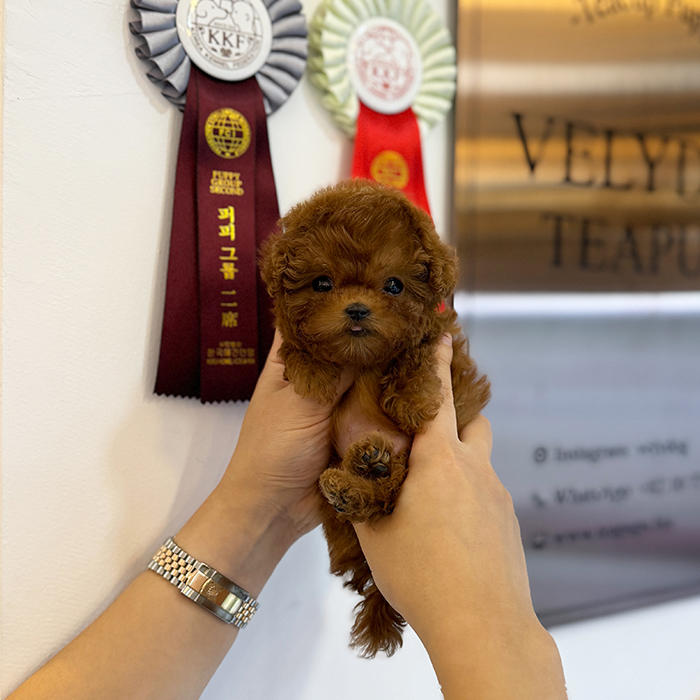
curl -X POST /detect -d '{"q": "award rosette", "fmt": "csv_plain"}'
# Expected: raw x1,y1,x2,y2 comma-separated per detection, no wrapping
130,0,307,402
308,0,456,214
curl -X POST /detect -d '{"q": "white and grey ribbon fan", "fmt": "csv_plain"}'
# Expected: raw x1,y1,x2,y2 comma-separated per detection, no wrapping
130,0,308,113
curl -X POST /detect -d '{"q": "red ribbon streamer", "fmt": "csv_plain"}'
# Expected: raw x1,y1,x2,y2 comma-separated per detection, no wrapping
155,66,277,403
351,101,431,215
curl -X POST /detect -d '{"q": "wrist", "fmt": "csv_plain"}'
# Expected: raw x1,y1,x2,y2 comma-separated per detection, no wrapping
424,618,566,700
174,480,298,598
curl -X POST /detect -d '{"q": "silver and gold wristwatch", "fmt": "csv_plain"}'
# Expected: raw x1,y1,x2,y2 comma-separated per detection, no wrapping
148,537,258,628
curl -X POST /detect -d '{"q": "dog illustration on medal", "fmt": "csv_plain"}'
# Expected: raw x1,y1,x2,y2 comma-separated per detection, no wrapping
261,180,490,657
190,0,265,65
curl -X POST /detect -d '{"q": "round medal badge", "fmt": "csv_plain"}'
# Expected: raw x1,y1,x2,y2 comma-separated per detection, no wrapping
370,150,410,190
130,0,308,114
176,0,273,82
308,0,456,137
347,18,422,115
204,108,252,158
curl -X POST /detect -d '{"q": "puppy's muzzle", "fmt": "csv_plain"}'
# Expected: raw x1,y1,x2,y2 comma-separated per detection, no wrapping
345,303,371,322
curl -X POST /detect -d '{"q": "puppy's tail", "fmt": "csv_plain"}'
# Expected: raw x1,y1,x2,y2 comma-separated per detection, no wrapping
350,582,406,658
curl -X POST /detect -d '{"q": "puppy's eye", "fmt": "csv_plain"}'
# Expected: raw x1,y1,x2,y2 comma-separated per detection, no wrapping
383,278,404,296
312,276,333,292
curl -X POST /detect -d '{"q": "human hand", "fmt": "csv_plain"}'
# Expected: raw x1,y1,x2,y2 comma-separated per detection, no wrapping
353,336,535,640
353,336,566,698
176,330,354,599
220,330,354,539
6,332,356,700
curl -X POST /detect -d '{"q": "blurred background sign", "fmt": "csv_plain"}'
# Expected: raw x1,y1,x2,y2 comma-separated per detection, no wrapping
454,0,700,626
458,294,700,626
455,0,700,291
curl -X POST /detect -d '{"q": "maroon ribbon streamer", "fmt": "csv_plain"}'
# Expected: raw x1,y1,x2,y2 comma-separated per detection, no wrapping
155,66,277,402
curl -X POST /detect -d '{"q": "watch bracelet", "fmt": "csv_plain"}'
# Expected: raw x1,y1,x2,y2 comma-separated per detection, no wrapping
148,537,259,628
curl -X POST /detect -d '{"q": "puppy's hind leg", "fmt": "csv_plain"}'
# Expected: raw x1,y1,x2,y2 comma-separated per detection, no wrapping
319,432,408,523
321,487,406,658
322,500,368,579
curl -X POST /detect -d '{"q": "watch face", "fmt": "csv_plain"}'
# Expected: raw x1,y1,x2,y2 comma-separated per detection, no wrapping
176,0,273,82
347,17,423,115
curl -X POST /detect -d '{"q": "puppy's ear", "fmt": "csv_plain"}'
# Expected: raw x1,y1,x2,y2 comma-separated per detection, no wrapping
425,239,458,303
259,229,287,297
411,211,458,304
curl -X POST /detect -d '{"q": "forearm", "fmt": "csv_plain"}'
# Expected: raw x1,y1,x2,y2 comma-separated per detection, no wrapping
424,619,567,700
8,481,296,700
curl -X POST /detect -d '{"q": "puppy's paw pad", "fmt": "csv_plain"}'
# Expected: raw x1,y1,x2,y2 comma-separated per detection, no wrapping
360,449,376,464
358,447,391,479
344,436,394,479
330,494,349,513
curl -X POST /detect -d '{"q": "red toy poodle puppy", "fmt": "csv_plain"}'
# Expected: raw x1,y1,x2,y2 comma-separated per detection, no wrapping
261,179,490,657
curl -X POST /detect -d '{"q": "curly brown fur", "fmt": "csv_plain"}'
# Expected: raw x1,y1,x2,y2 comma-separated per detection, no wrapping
260,180,490,657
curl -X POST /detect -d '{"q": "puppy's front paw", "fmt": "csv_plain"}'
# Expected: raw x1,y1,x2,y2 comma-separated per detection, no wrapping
281,344,340,404
384,396,442,434
380,353,442,434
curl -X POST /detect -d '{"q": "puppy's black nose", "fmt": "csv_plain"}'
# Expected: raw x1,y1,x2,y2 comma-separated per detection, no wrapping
345,303,371,321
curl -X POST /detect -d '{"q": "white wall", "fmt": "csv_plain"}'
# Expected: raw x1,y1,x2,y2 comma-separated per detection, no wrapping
2,1,700,700
1,0,453,697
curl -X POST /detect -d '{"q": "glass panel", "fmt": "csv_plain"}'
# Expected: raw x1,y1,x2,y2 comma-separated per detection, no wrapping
454,0,700,624
457,293,700,625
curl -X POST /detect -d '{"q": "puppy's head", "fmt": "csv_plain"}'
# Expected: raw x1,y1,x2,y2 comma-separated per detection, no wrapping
260,180,457,367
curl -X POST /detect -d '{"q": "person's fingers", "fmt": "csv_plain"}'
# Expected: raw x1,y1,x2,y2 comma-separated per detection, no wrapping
253,329,287,393
459,414,493,460
353,516,387,552
420,333,459,440
267,328,284,364
332,366,356,406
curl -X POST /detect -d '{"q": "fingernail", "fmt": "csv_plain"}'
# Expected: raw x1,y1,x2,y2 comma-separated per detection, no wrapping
442,333,453,346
